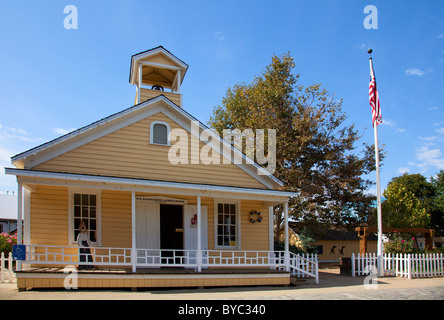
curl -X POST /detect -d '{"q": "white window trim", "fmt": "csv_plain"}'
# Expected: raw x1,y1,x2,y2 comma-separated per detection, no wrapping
68,188,102,246
150,120,171,146
213,198,241,250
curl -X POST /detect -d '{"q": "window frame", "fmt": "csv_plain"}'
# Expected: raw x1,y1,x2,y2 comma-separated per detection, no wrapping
213,198,241,249
68,188,102,246
150,120,171,146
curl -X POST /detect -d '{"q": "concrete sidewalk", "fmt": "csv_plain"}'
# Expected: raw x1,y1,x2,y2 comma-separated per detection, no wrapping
0,267,443,300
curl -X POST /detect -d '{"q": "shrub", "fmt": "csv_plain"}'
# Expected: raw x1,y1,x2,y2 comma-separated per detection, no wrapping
0,233,17,254
384,235,418,254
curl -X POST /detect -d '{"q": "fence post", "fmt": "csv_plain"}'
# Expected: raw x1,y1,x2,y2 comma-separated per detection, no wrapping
438,253,444,276
8,252,13,282
433,253,437,277
351,253,355,277
0,252,4,283
407,254,412,280
315,254,319,284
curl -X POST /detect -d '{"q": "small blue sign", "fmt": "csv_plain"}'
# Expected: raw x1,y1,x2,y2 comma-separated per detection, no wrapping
13,245,26,261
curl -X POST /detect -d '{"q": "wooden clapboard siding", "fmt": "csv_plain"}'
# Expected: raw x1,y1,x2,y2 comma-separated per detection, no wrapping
140,88,181,106
30,185,69,245
240,200,269,251
101,190,132,248
135,193,215,249
316,240,378,261
29,187,270,252
17,272,290,290
34,112,267,189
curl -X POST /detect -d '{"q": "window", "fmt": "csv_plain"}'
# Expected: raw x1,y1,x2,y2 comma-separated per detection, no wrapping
150,121,170,145
69,189,101,245
215,201,239,248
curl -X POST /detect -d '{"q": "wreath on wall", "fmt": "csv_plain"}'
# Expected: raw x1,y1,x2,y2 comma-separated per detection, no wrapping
249,211,262,223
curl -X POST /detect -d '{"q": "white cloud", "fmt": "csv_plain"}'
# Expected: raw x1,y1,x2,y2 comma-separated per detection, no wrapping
214,32,225,41
54,128,75,135
0,146,17,192
397,167,410,174
394,128,406,134
0,146,13,163
381,119,395,126
405,68,426,76
354,43,369,50
0,123,38,142
418,135,438,141
435,127,444,135
410,146,444,172
438,33,444,39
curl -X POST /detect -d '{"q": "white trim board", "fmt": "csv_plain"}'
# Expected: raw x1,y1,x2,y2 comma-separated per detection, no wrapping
5,168,296,203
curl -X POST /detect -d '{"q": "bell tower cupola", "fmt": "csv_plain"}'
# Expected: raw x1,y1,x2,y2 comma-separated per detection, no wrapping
129,46,189,107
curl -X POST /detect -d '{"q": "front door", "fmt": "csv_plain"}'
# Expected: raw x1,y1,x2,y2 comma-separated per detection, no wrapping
136,202,160,266
160,204,183,264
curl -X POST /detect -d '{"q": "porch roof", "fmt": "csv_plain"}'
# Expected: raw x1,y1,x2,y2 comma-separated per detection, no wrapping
5,168,297,203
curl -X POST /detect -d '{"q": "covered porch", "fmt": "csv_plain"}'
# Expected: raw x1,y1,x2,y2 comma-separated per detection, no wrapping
7,168,318,289
15,247,317,290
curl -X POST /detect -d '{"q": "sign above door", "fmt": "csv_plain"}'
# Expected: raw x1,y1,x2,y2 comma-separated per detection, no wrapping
136,196,188,205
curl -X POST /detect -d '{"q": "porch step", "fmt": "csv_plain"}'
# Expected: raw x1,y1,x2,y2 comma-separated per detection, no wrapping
290,276,307,286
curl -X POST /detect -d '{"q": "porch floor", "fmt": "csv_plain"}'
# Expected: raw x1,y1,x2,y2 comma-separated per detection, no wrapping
15,267,291,290
18,266,289,275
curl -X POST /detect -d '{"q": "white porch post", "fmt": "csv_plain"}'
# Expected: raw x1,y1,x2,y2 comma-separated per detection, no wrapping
197,195,202,272
284,202,290,272
16,182,23,271
268,206,274,270
137,64,142,104
131,191,137,273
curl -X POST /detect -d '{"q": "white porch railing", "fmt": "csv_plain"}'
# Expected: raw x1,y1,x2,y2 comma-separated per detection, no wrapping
136,249,201,268
17,245,319,283
352,253,444,279
289,252,319,284
204,250,284,268
23,245,132,266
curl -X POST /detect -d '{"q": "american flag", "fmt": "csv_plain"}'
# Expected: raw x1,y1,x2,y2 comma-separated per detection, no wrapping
369,58,382,126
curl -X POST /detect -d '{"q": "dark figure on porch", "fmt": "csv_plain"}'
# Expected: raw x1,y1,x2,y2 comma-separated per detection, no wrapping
77,220,94,270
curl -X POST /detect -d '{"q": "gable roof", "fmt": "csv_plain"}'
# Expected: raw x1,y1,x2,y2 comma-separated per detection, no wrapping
129,46,189,87
10,95,284,190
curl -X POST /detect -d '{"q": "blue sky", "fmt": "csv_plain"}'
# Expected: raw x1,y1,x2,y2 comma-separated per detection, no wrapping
0,0,443,195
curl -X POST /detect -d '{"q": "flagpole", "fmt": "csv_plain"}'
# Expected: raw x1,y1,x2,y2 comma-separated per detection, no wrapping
369,49,384,277
373,116,383,277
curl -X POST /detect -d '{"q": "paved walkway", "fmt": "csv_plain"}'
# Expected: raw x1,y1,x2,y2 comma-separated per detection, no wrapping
1,268,443,300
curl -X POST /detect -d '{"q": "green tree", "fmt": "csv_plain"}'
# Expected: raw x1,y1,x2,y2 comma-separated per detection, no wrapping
382,173,432,228
431,170,444,235
209,53,380,236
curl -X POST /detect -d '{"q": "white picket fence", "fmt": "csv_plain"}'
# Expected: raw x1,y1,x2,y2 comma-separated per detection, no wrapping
0,252,15,283
352,253,444,279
